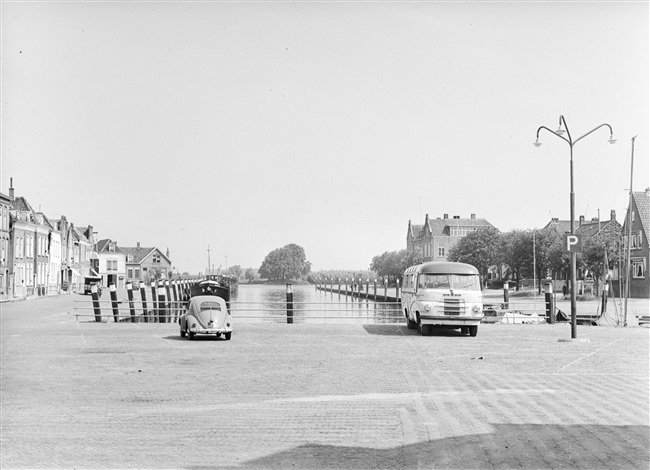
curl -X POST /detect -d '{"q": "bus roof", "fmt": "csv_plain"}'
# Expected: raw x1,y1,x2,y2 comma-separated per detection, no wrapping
406,261,479,275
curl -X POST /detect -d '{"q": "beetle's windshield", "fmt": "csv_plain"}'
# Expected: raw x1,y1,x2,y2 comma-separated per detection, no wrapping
418,274,480,291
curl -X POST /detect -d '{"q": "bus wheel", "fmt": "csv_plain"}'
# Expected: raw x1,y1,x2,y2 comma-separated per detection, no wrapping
461,326,469,335
406,312,417,330
417,317,422,334
468,325,478,337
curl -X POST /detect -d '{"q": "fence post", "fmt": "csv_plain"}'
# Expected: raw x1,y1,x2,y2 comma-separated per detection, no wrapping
91,284,102,322
503,282,510,309
365,278,370,299
158,286,166,323
384,277,388,301
110,284,119,323
286,283,294,324
601,282,609,315
127,282,136,322
396,279,400,300
150,281,158,322
165,280,172,319
545,281,555,324
140,282,148,323
172,280,179,321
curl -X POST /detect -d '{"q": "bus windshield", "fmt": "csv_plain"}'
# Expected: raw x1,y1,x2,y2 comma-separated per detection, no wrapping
418,274,481,291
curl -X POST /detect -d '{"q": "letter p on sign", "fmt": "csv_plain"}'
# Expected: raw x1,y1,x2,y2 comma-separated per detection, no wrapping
566,234,583,253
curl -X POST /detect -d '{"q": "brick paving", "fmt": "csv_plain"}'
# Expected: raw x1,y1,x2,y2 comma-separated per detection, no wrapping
1,295,649,469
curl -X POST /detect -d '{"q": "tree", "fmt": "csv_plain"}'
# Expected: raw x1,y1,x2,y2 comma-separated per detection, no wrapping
244,268,257,283
258,244,312,281
447,227,501,285
370,248,423,281
227,265,242,281
580,226,622,295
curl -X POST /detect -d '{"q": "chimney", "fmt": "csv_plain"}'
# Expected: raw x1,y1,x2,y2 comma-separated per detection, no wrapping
443,214,448,219
453,215,460,219
137,241,141,248
166,247,170,258
471,213,476,219
579,215,585,226
610,210,616,221
8,177,14,201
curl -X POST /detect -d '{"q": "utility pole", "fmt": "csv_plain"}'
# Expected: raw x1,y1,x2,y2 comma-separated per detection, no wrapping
624,136,637,326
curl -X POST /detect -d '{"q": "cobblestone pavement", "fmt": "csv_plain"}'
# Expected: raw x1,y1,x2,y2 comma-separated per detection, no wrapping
1,295,649,469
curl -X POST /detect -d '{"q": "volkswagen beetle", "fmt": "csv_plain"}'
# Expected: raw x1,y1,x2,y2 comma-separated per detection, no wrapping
179,295,232,340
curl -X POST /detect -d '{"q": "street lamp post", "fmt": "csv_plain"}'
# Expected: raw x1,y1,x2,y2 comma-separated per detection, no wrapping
534,115,615,339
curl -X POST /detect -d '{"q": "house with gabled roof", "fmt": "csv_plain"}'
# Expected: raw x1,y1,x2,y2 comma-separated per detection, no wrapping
623,188,650,298
95,239,127,288
407,213,496,262
121,242,172,285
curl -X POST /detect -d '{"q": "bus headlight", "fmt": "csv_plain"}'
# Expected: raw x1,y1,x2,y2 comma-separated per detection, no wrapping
424,303,432,312
472,305,482,314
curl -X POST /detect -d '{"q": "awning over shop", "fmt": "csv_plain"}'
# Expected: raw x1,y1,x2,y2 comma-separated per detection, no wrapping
90,268,100,276
70,268,81,277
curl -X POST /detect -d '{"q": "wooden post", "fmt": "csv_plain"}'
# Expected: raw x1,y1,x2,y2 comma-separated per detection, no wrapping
545,281,555,324
158,287,166,323
384,277,388,302
172,280,179,321
286,283,294,324
91,284,102,322
503,282,510,309
126,282,136,323
150,281,158,322
396,279,400,300
110,284,119,323
139,282,148,322
165,280,172,321
374,279,377,301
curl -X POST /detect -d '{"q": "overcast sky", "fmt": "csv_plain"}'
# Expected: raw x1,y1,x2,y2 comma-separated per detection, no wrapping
2,1,648,274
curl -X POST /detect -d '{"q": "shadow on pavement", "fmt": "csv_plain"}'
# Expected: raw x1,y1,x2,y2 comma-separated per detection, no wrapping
362,325,466,337
231,423,649,469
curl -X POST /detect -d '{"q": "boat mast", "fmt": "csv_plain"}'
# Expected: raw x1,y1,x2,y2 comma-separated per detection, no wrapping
624,136,637,326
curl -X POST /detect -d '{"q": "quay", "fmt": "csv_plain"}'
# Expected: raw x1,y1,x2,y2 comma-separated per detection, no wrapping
1,294,648,469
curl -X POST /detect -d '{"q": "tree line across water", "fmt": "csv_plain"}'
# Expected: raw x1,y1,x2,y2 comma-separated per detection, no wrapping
224,225,621,295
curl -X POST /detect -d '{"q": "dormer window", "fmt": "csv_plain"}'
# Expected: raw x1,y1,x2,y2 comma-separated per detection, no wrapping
127,254,133,263
109,243,115,252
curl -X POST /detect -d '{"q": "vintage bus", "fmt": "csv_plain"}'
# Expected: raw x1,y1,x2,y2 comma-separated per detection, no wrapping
401,261,484,336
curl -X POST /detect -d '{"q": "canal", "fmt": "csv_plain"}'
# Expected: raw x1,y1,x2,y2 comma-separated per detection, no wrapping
230,283,403,324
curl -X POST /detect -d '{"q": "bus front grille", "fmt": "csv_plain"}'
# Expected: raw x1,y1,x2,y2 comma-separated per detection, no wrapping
439,298,466,315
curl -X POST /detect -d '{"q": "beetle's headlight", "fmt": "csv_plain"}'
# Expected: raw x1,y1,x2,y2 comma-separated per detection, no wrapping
472,305,482,314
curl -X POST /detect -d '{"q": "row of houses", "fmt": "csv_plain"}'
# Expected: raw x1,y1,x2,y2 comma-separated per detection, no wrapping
0,179,172,301
406,189,650,298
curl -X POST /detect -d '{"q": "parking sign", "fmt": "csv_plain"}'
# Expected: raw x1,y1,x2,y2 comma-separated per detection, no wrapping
565,234,583,253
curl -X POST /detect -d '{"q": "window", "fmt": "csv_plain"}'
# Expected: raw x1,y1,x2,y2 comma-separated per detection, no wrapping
107,260,117,271
134,268,140,279
632,258,646,279
127,268,133,278
438,243,445,257
631,232,642,250
127,255,133,263
152,254,161,264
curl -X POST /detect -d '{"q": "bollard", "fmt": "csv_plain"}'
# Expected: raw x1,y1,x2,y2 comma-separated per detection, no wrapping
374,279,377,301
503,282,510,309
601,282,609,314
127,282,136,323
172,280,179,321
91,284,102,322
165,281,172,320
110,284,119,323
384,278,388,302
365,278,370,299
396,279,400,300
286,283,294,324
545,281,555,324
158,287,167,323
338,278,341,297
140,282,148,323
150,281,158,322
